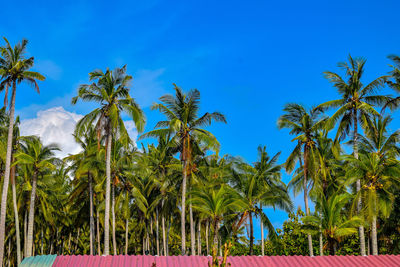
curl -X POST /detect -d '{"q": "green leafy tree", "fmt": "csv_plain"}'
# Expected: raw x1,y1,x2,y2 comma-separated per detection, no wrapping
278,103,326,256
347,152,400,255
302,192,361,255
0,38,45,262
72,66,145,255
317,55,389,255
14,136,59,258
140,84,226,255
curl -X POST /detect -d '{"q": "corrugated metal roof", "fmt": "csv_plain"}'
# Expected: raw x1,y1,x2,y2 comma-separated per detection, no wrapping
20,254,57,267
49,255,400,267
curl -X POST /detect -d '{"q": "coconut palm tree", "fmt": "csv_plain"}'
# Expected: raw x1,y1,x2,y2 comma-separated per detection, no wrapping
64,126,100,255
316,55,389,255
254,146,292,256
0,38,45,262
346,152,400,255
230,153,292,255
189,185,242,257
72,65,145,255
277,103,326,256
140,84,226,255
302,192,361,255
14,136,59,258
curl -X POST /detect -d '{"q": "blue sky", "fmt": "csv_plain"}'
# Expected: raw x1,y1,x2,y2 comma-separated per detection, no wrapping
2,0,400,242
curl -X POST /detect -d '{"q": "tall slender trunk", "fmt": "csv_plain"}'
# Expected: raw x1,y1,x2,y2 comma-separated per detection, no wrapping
26,171,38,258
367,235,370,255
197,219,201,255
88,173,95,255
166,218,171,256
96,202,101,255
125,218,129,255
212,220,218,251
104,130,112,255
11,159,21,265
206,220,209,255
181,160,187,255
156,207,160,256
260,204,264,256
371,214,378,254
24,211,27,258
353,112,366,256
161,205,166,256
319,225,323,256
112,183,117,255
190,202,195,255
249,212,254,255
150,217,153,255
0,82,16,263
303,147,314,257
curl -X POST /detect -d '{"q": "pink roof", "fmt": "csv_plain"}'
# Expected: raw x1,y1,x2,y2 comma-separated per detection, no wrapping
50,255,400,267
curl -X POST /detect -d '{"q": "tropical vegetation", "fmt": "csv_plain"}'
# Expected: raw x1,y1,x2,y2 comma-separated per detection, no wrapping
0,38,400,266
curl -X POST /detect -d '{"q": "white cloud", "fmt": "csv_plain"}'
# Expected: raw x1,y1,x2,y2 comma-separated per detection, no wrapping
20,106,140,158
20,107,82,158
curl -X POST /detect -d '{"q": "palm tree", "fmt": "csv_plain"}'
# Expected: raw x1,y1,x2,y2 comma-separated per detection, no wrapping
0,38,45,262
302,192,361,255
317,55,389,256
254,146,291,256
277,103,326,256
384,55,400,110
140,84,226,255
14,136,59,258
72,65,145,255
65,126,100,255
346,152,400,255
189,185,242,258
230,154,292,255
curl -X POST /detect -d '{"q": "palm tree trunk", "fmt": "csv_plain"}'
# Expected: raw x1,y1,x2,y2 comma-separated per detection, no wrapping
89,173,95,255
353,112,366,256
303,147,314,257
206,220,209,255
104,130,112,255
150,217,153,255
181,160,187,255
162,209,166,256
156,208,160,256
197,219,201,255
166,218,171,256
26,171,38,258
112,183,117,255
371,216,378,255
212,220,218,251
190,202,195,255
125,218,129,255
24,211,27,258
249,211,254,255
96,203,101,255
260,204,264,256
319,226,323,256
0,82,16,263
11,160,21,265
